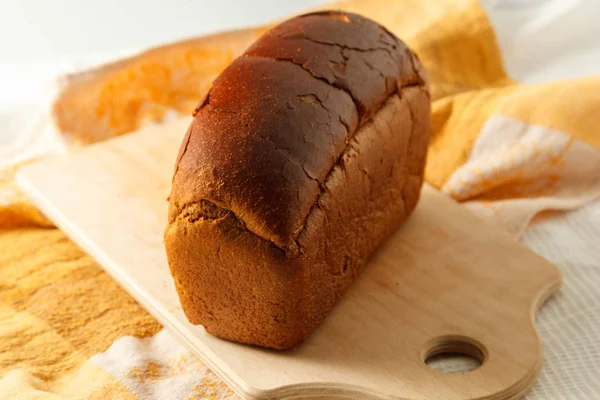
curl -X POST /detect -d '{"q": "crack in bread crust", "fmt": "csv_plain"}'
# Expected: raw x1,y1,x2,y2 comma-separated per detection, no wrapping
170,10,429,255
170,84,425,257
171,199,288,255
166,10,431,349
291,88,422,252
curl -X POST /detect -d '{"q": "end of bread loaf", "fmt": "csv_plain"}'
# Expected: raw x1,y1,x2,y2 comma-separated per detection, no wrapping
165,10,430,349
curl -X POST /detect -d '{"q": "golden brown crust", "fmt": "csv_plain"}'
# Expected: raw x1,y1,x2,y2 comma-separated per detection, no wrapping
165,11,431,349
170,11,426,250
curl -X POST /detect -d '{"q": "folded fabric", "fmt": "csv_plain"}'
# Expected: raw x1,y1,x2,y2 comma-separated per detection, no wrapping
1,0,600,398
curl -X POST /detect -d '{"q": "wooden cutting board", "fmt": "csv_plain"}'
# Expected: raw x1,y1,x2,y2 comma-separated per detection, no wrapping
16,118,561,400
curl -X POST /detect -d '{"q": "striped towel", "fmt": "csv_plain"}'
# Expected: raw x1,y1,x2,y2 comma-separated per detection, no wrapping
1,0,600,398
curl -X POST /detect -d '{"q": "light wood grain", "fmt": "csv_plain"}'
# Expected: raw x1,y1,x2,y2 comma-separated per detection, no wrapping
16,118,561,400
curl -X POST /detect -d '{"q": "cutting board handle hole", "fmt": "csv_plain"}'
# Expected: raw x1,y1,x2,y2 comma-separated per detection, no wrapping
423,336,486,373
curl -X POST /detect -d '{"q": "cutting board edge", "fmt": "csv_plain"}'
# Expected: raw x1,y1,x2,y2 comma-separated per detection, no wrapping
15,169,268,398
15,144,565,400
14,167,416,400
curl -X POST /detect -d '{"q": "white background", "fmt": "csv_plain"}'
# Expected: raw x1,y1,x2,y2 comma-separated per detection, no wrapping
0,0,332,62
0,0,599,81
1,0,600,135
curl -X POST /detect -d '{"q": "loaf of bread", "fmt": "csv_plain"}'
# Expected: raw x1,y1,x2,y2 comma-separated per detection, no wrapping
165,10,431,349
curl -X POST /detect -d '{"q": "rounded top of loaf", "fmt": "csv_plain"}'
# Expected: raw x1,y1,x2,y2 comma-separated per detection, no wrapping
169,10,428,254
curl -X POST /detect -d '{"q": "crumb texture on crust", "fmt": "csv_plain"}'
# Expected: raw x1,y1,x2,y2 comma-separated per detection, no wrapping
165,85,430,349
169,11,428,253
165,11,431,349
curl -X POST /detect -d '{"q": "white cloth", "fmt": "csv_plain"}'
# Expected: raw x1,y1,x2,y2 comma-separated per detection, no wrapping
91,330,238,399
2,0,600,398
482,0,600,83
522,200,600,399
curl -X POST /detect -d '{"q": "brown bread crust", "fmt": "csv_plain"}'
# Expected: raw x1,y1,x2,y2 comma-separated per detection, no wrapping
165,11,430,349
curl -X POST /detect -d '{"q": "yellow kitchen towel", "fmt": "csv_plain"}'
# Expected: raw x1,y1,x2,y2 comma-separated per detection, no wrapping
2,0,600,398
